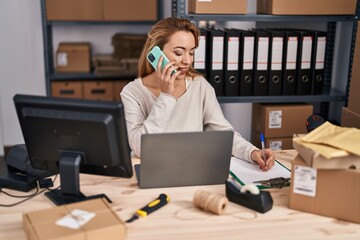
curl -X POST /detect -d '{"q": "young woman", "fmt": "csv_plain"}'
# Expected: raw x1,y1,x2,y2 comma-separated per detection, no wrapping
121,17,275,171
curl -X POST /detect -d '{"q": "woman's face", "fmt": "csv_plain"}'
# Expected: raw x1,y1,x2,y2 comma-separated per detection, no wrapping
162,30,196,80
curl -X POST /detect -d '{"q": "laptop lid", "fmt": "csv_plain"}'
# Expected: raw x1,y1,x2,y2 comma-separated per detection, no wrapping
136,131,234,188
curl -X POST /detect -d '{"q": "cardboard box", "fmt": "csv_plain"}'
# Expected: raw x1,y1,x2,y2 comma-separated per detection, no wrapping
114,80,131,102
188,0,247,14
252,131,293,150
51,81,83,99
23,198,126,240
252,103,313,138
341,107,360,129
56,43,91,73
257,0,356,15
83,81,114,101
289,154,360,224
348,22,360,115
293,137,360,169
46,0,103,21
103,0,157,21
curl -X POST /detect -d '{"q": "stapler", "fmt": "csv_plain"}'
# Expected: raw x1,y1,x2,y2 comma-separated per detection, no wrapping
225,179,273,213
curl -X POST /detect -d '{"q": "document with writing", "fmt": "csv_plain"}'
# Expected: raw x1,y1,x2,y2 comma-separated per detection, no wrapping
229,157,291,188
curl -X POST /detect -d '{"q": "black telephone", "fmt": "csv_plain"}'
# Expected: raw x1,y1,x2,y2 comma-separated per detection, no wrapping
0,144,53,192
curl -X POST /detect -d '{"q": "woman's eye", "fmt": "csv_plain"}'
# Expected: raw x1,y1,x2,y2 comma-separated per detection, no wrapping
189,52,194,56
175,52,182,56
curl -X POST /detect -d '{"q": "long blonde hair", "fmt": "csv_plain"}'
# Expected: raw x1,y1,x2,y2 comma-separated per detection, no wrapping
138,17,201,78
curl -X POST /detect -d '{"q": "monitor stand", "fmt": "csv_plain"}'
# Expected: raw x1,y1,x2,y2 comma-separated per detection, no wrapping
45,153,112,205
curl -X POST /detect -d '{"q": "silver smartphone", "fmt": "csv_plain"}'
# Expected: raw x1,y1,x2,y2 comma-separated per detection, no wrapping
147,46,176,75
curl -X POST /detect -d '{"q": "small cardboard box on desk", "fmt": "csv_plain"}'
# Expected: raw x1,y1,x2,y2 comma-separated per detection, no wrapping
290,138,360,224
23,198,126,240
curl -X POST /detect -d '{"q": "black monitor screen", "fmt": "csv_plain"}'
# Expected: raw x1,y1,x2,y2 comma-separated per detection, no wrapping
13,94,133,205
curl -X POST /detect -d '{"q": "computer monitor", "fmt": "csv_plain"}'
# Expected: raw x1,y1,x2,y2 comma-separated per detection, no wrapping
13,94,133,205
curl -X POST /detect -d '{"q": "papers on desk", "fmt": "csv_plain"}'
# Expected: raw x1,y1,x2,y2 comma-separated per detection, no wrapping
229,157,291,189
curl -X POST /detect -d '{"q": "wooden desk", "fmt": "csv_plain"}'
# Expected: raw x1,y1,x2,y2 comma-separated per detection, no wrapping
1,150,359,240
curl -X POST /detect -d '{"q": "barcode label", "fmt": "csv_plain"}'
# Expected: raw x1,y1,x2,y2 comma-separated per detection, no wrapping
269,110,282,129
293,165,317,197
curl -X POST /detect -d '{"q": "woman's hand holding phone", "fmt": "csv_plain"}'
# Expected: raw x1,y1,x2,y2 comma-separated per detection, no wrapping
147,46,181,96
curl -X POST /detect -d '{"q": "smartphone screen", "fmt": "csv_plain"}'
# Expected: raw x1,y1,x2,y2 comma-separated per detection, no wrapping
147,46,176,75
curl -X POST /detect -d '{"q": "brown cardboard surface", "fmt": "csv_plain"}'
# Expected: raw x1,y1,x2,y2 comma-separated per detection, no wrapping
252,103,313,138
46,0,103,21
23,198,126,240
348,22,360,115
56,43,91,73
289,155,360,224
293,137,360,169
341,107,360,128
51,81,83,99
83,81,114,101
188,0,247,14
103,0,157,21
251,131,293,150
257,0,356,15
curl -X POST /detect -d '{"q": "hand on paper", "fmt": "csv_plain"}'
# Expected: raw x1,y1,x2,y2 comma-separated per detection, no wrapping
251,149,275,171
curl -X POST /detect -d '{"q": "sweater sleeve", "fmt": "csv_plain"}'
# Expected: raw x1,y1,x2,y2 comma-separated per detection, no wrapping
202,83,258,162
120,85,177,157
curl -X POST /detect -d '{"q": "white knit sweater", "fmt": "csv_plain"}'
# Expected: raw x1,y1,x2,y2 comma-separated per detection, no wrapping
120,76,258,162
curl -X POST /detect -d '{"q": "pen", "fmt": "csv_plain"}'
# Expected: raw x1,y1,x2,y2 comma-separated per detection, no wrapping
126,193,170,223
260,133,267,163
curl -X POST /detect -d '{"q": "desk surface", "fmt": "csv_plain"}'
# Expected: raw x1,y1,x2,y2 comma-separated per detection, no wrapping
1,150,360,240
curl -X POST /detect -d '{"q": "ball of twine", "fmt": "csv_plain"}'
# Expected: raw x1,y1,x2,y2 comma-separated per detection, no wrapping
193,190,228,215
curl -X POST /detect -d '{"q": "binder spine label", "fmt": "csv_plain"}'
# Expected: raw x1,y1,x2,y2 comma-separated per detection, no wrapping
301,36,313,69
271,37,283,70
194,35,206,69
212,36,224,70
227,37,239,70
315,37,326,70
243,36,254,70
257,37,269,70
286,37,298,70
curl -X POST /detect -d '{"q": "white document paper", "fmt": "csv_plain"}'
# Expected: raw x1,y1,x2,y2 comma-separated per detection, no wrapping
229,157,291,187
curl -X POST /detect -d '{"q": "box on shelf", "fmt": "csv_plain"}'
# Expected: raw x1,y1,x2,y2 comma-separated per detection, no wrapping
341,107,360,129
103,0,157,21
46,0,103,21
289,154,360,224
51,81,83,99
112,34,147,60
114,80,131,102
293,136,360,169
188,0,247,14
83,81,114,101
56,42,91,73
23,198,126,240
251,131,293,150
257,0,356,15
252,103,313,138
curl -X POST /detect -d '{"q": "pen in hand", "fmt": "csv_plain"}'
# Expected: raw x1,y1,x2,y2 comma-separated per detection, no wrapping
260,133,267,164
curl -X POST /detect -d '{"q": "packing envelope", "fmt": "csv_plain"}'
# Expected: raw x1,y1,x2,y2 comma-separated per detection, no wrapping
301,121,360,157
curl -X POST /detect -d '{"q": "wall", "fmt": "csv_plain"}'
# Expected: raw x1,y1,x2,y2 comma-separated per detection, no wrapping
0,0,46,154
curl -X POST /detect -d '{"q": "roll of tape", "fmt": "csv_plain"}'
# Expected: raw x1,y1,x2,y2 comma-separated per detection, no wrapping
240,184,260,195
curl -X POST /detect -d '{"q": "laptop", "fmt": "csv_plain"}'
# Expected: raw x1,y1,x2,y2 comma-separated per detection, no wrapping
135,131,234,188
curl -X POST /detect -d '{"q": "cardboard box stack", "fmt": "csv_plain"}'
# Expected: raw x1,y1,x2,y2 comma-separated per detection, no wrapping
290,122,360,223
257,0,356,15
342,21,360,128
252,103,313,150
23,198,126,240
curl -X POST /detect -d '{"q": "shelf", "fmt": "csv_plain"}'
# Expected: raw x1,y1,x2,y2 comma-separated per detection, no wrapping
50,73,136,81
181,14,355,22
217,88,346,103
47,20,158,26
